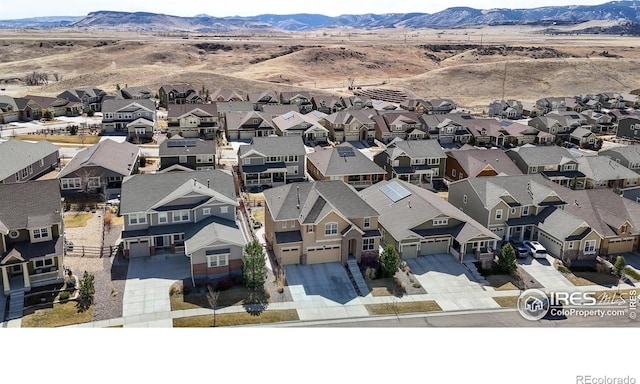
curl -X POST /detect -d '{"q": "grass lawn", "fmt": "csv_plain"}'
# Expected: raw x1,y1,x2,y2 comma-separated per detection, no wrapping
21,302,92,327
625,267,640,281
173,309,299,327
64,212,93,228
15,134,101,145
493,296,519,308
170,285,258,311
564,271,619,287
365,301,441,315
485,275,521,291
251,207,265,223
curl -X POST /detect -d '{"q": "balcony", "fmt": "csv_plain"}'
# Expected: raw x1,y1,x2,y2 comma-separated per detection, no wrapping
30,269,63,286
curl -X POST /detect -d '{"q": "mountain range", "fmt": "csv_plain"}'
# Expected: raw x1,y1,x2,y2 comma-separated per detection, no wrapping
1,1,640,32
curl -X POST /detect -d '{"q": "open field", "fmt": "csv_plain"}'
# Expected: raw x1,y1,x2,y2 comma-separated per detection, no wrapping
1,25,639,112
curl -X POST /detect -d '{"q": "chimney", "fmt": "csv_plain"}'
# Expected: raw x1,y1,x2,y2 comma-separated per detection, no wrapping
193,179,196,186
207,179,210,188
296,186,300,210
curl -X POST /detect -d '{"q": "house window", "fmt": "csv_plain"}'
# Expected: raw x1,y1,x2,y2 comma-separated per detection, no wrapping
129,213,147,225
173,233,185,246
61,178,81,190
282,221,287,229
521,206,529,216
207,253,229,268
363,238,375,251
286,155,298,162
203,208,211,216
411,158,425,165
427,158,440,165
88,177,101,188
196,154,214,163
40,159,44,167
34,258,54,269
433,218,448,226
220,206,228,214
510,207,516,214
134,128,146,135
173,210,190,222
364,217,371,228
495,209,503,220
564,164,576,171
452,169,457,178
584,240,596,254
568,242,574,249
158,212,168,223
32,227,49,239
307,225,314,233
325,222,338,236
179,156,187,163
463,194,467,204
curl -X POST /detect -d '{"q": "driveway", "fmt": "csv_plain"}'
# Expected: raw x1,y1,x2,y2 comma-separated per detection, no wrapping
407,254,500,311
517,255,573,290
122,255,190,327
620,252,640,273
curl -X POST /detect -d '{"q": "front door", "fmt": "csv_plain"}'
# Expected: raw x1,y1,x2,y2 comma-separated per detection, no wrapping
349,239,356,256
11,264,22,276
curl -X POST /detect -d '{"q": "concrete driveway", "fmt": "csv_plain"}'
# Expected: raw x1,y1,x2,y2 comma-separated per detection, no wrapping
620,252,640,273
407,254,500,311
122,255,190,327
517,255,573,290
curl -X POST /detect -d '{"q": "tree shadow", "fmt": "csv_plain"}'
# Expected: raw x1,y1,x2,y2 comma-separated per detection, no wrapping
242,288,269,316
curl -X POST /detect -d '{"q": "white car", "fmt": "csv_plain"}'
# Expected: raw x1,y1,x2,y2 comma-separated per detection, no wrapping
524,241,549,259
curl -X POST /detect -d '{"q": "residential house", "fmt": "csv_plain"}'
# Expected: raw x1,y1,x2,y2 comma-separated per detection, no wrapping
535,97,568,114
434,115,472,145
263,180,381,265
13,97,43,121
576,156,640,191
0,140,59,184
445,148,522,183
373,139,446,186
307,142,385,189
341,95,372,110
616,117,640,142
101,99,156,141
0,180,65,295
216,101,254,134
166,104,218,140
620,186,640,204
569,127,598,149
158,84,201,108
582,110,615,134
25,95,83,117
596,93,625,109
56,139,139,194
370,99,398,112
271,110,329,144
279,92,313,114
319,109,377,142
399,99,430,114
500,121,542,146
372,111,425,143
620,93,639,109
359,179,500,264
312,95,344,115
465,118,505,147
548,185,640,255
600,146,640,175
488,99,523,119
506,145,585,189
0,95,21,124
57,88,107,113
247,91,279,110
225,110,276,141
210,89,244,102
120,170,248,281
448,174,602,262
427,99,456,114
237,136,306,188
119,86,154,100
159,135,216,172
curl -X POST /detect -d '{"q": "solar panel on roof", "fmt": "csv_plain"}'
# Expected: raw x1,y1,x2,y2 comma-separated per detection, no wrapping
569,114,580,119
461,115,473,120
282,112,294,120
336,146,356,157
167,140,196,147
380,181,412,203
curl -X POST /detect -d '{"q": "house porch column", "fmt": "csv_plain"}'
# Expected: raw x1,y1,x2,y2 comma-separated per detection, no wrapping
23,264,31,291
1,267,9,294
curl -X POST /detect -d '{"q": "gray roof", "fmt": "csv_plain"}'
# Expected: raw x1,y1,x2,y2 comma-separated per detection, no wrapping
264,180,378,223
0,139,59,181
101,99,155,114
225,111,275,131
57,139,139,179
446,148,522,177
536,207,590,241
600,146,640,164
359,179,498,243
0,179,62,233
261,104,299,117
576,156,640,181
307,142,385,177
507,145,576,167
237,136,306,158
120,170,235,214
120,86,153,99
184,216,246,255
386,139,446,160
459,174,565,209
167,103,217,119
159,135,216,157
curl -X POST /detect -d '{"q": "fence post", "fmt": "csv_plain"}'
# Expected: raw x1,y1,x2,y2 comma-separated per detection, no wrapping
82,245,85,257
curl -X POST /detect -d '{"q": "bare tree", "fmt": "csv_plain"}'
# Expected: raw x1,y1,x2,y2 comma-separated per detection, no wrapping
206,285,220,327
25,71,49,86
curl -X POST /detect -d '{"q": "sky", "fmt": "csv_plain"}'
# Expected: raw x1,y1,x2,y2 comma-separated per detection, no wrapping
3,0,611,20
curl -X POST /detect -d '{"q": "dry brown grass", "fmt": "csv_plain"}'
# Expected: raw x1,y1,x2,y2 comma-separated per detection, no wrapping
365,300,442,315
172,309,299,327
493,296,519,308
14,134,101,145
64,212,93,228
485,275,522,291
21,302,92,327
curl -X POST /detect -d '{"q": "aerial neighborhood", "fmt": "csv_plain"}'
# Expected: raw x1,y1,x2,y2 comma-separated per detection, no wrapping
2,79,640,326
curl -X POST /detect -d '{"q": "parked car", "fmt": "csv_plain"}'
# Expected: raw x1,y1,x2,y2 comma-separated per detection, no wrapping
65,239,74,252
510,241,529,258
524,240,549,259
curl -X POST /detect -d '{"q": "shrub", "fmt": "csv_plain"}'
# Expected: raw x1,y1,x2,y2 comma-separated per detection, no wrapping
216,276,235,291
557,265,571,274
625,267,640,281
412,282,422,289
59,291,70,301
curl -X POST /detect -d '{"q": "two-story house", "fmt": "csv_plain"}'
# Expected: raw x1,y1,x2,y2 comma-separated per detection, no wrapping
449,174,602,262
0,180,65,296
445,148,522,183
0,95,20,124
57,139,140,195
263,180,381,265
569,127,598,149
582,110,615,134
399,99,430,114
210,89,244,102
576,156,640,191
120,170,247,281
341,95,372,110
373,139,446,187
488,99,523,119
0,140,59,184
506,145,586,189
279,92,313,114
434,116,472,145
372,112,425,143
158,84,202,108
616,116,640,142
237,136,306,188
307,142,385,190
359,179,499,265
312,95,345,115
600,146,640,175
427,99,456,114
159,135,216,172
225,110,276,140
166,104,218,140
319,110,377,142
57,88,107,113
271,111,329,144
101,99,156,142
247,91,279,110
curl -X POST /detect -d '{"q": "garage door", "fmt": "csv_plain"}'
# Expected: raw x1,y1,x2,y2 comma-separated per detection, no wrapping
129,240,150,258
306,245,341,264
537,232,561,258
420,239,449,256
401,243,418,259
279,246,301,265
608,238,634,254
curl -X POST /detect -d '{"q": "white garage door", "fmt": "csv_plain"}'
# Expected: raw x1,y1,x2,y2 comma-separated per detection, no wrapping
608,238,634,254
306,244,341,264
129,240,150,258
420,239,449,256
401,243,418,259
